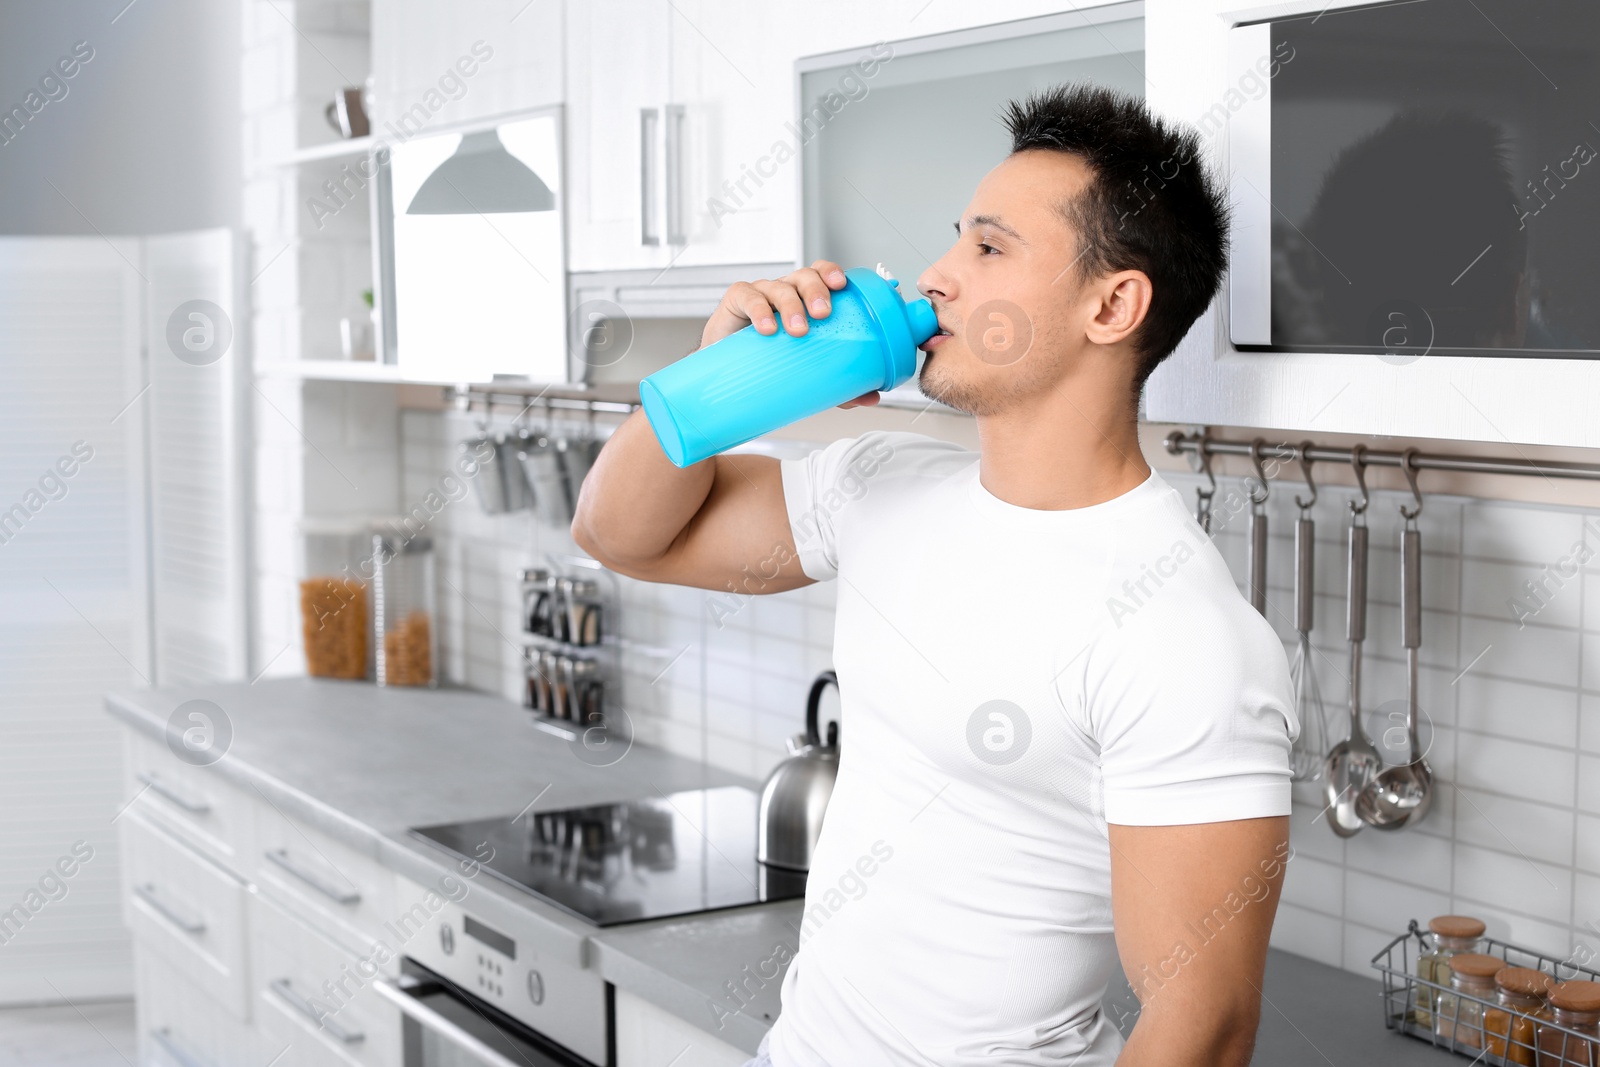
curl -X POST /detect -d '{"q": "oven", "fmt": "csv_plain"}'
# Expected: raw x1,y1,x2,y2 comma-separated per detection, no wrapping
377,957,609,1067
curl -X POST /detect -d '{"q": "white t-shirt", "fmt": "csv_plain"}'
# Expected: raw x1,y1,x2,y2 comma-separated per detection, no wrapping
765,430,1297,1067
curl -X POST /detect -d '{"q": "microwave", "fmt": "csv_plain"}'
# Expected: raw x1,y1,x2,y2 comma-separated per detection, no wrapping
1142,0,1600,448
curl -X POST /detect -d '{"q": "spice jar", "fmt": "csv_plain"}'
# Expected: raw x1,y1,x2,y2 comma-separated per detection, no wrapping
1539,980,1600,1067
373,533,436,688
1484,966,1554,1065
1415,915,1486,1027
1435,953,1503,1049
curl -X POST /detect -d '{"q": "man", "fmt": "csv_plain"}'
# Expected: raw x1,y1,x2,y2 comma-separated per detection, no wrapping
572,84,1297,1066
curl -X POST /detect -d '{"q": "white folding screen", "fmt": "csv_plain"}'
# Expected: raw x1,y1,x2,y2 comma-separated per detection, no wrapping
144,230,250,686
0,228,248,1002
0,236,147,1000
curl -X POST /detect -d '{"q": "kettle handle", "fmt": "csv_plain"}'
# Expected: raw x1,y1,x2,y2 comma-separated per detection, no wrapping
806,670,839,748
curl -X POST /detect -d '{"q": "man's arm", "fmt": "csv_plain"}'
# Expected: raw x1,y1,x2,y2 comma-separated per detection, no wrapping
1107,815,1290,1066
571,258,876,594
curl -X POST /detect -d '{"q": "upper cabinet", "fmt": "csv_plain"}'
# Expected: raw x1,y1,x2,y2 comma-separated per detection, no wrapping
1143,0,1600,448
369,0,564,131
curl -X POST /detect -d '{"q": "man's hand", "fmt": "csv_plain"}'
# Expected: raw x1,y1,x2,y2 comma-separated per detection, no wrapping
699,258,880,409
1108,816,1290,1066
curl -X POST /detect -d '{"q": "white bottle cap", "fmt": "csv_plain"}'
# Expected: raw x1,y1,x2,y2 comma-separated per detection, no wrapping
874,262,895,282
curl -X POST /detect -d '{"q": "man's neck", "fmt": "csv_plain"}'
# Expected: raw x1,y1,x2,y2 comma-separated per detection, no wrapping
973,384,1150,512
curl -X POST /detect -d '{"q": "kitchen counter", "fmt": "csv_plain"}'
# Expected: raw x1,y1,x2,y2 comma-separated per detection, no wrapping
108,680,1457,1063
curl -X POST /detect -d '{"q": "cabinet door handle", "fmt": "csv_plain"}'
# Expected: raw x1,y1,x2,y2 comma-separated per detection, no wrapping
270,977,365,1043
150,1026,215,1067
640,107,661,246
136,772,211,814
264,849,360,905
133,883,205,935
665,103,686,245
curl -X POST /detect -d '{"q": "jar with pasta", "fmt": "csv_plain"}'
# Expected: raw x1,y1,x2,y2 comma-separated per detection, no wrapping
1483,966,1554,1066
1539,980,1600,1067
1435,953,1502,1050
1414,915,1486,1027
373,533,436,688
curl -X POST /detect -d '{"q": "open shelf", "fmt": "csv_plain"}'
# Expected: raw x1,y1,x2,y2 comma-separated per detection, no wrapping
258,136,378,170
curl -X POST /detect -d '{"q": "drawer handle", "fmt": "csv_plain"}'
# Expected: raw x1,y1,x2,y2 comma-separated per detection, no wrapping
136,772,211,814
264,849,360,905
150,1026,215,1067
271,977,365,1043
133,883,205,935
374,976,524,1067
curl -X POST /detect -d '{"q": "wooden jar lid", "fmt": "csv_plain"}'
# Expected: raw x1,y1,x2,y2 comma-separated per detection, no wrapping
1496,966,1556,997
1551,980,1600,1013
1429,915,1487,939
1450,954,1507,979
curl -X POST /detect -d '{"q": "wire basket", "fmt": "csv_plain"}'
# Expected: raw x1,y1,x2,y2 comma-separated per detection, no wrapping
1372,919,1600,1065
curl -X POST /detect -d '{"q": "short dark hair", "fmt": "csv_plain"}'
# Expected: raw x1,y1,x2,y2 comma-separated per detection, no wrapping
1001,84,1228,404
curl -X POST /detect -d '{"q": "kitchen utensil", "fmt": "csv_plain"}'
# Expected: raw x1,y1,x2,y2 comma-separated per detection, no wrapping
757,671,841,871
521,567,556,636
640,265,938,467
557,432,603,522
1246,438,1270,616
324,86,370,139
1322,446,1383,836
464,432,532,514
1357,451,1434,829
1287,444,1328,781
515,429,572,528
558,575,602,647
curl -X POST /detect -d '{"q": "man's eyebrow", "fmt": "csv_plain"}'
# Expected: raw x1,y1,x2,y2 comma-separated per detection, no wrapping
954,214,1027,243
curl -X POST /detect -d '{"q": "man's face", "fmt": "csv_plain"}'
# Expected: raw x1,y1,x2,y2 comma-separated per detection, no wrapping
914,149,1100,416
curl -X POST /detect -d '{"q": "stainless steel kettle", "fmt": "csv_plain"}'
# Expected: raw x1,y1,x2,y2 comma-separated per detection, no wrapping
757,671,840,871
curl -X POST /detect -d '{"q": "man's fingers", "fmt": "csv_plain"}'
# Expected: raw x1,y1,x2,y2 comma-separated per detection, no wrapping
730,282,778,334
752,279,810,337
838,391,880,409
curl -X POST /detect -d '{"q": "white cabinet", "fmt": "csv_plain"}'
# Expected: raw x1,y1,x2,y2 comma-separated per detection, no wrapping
565,0,674,272
666,1,803,268
614,986,750,1067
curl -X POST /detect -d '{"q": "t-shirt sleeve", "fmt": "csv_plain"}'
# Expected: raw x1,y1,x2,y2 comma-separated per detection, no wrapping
777,432,898,582
1073,601,1297,826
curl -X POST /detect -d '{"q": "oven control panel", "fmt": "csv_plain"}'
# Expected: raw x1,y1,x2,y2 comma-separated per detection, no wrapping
397,874,609,1065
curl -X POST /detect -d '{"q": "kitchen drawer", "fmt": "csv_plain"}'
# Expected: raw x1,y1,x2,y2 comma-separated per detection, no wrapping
135,941,258,1067
251,806,398,955
248,887,402,1067
121,811,250,1020
615,986,749,1067
125,728,255,872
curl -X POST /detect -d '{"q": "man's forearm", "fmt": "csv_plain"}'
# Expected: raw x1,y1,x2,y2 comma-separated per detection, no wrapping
1116,1005,1258,1067
571,408,714,566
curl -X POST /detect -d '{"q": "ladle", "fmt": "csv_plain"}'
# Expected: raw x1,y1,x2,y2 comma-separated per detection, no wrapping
1322,445,1383,836
1356,449,1434,829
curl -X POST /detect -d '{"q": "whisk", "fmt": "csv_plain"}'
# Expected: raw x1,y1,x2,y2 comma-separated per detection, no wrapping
1288,449,1329,780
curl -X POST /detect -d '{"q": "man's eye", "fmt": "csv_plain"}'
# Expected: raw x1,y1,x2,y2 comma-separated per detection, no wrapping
978,242,999,255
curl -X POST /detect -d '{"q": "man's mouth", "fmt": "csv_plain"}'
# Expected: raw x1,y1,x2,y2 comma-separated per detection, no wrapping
919,321,954,351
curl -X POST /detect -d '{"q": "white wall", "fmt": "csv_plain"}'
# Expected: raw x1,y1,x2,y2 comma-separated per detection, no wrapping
0,0,240,235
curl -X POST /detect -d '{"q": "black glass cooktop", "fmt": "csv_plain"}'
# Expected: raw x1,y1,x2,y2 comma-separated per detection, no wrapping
410,785,806,927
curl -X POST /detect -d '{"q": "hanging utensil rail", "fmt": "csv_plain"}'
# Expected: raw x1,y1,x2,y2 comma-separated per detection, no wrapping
443,382,641,418
1165,428,1600,484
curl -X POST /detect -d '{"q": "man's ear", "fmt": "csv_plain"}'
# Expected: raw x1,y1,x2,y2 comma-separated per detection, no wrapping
1084,270,1152,348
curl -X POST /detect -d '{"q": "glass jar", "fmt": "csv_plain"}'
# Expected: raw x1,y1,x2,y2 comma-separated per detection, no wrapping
373,533,436,687
1483,966,1554,1066
1435,953,1503,1050
296,520,374,680
1415,915,1486,1027
1539,980,1600,1067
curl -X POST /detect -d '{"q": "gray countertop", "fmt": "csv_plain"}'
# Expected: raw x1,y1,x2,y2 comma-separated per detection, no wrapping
107,679,1457,1064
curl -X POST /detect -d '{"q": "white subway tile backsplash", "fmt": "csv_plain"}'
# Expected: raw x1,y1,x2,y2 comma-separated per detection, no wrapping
1345,869,1451,937
1463,558,1584,631
1453,786,1574,867
1459,614,1581,688
1577,755,1600,816
1457,675,1577,748
1270,903,1345,969
1454,738,1576,809
1454,842,1572,925
1281,854,1344,916
1462,502,1584,566
1575,815,1600,876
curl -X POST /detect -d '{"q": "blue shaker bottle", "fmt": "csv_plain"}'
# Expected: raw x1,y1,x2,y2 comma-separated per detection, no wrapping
639,266,939,468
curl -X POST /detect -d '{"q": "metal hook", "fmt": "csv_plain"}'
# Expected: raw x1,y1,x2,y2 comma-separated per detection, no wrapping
1248,438,1270,507
1170,428,1217,531
1293,440,1318,513
1399,448,1424,524
1348,443,1370,518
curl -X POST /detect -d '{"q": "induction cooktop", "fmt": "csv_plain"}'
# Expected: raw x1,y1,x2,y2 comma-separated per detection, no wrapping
409,785,806,927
